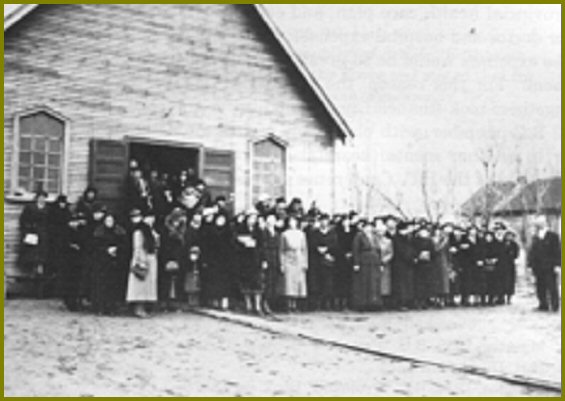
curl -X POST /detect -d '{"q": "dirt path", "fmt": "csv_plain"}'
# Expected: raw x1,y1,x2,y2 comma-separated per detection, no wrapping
3,300,559,396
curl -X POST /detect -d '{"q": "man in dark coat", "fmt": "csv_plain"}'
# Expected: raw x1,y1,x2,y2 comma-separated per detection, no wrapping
527,216,561,312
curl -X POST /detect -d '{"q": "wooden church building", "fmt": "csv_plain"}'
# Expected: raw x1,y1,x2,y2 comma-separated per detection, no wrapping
4,4,354,285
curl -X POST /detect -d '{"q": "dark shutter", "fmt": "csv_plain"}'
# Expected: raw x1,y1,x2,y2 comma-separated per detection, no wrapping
89,139,128,215
202,148,235,208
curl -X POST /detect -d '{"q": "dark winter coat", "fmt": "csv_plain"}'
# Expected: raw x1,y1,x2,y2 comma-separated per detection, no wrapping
19,202,49,268
47,202,72,276
391,234,415,304
309,227,339,298
235,224,262,293
258,228,282,300
413,236,435,300
91,224,127,312
351,231,382,309
335,226,356,299
528,231,561,274
499,239,519,296
203,225,235,299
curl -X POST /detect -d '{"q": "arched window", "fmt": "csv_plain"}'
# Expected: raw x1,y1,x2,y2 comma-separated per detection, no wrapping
12,109,67,196
252,136,286,203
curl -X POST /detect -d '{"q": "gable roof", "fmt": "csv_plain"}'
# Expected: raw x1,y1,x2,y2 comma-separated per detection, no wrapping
460,181,517,217
4,4,354,140
493,176,561,216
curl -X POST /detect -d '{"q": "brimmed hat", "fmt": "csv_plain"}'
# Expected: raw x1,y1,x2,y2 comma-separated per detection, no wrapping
129,208,142,217
93,203,107,214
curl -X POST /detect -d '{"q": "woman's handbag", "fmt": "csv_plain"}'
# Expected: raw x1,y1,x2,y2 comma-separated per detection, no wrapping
165,260,180,272
484,258,498,272
131,263,149,280
23,233,39,246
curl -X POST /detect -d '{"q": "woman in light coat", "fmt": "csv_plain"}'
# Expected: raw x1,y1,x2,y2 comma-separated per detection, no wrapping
280,216,308,312
375,220,394,305
126,211,159,318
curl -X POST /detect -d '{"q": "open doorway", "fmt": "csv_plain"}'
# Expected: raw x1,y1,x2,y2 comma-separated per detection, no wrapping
129,140,200,178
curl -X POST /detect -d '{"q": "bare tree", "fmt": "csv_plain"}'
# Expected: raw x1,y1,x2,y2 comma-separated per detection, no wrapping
476,144,500,227
355,174,409,219
419,157,459,223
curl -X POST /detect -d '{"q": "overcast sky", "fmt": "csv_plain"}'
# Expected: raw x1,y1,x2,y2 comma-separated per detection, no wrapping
5,4,561,215
265,4,561,215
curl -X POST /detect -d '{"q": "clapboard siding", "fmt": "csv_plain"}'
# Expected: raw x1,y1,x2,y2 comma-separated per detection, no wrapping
4,4,340,280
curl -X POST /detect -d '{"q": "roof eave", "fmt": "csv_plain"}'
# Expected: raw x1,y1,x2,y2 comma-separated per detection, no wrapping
4,4,355,141
253,4,354,140
4,4,38,31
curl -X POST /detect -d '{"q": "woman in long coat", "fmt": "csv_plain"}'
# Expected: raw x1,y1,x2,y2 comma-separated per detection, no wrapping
235,213,263,313
467,227,486,305
204,214,235,310
126,212,160,318
47,195,72,280
335,216,356,310
351,220,382,310
309,214,338,310
19,191,50,278
499,231,519,304
390,222,416,309
483,231,501,305
258,214,281,313
161,208,188,310
375,221,394,306
431,226,451,305
19,191,50,297
60,210,88,311
280,216,309,312
413,226,435,309
91,213,127,315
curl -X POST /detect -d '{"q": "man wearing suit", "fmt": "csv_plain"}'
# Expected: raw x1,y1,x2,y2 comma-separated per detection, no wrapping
527,216,561,312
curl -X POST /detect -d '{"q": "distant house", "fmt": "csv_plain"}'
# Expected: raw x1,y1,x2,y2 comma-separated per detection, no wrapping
493,176,561,244
460,180,517,222
461,176,561,244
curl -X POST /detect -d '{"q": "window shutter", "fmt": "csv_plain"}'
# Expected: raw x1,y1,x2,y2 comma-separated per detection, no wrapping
89,139,129,215
202,148,235,208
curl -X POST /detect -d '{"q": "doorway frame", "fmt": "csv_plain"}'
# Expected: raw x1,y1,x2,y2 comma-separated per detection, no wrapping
124,135,204,176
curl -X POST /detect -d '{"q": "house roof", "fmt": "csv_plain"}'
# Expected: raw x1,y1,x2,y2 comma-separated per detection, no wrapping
460,181,517,217
493,176,561,216
4,4,354,140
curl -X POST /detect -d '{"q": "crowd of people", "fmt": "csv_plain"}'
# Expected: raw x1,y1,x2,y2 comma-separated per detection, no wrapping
17,161,559,318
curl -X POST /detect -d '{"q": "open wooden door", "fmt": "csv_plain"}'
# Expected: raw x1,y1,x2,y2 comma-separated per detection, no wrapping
89,139,129,215
202,148,235,211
